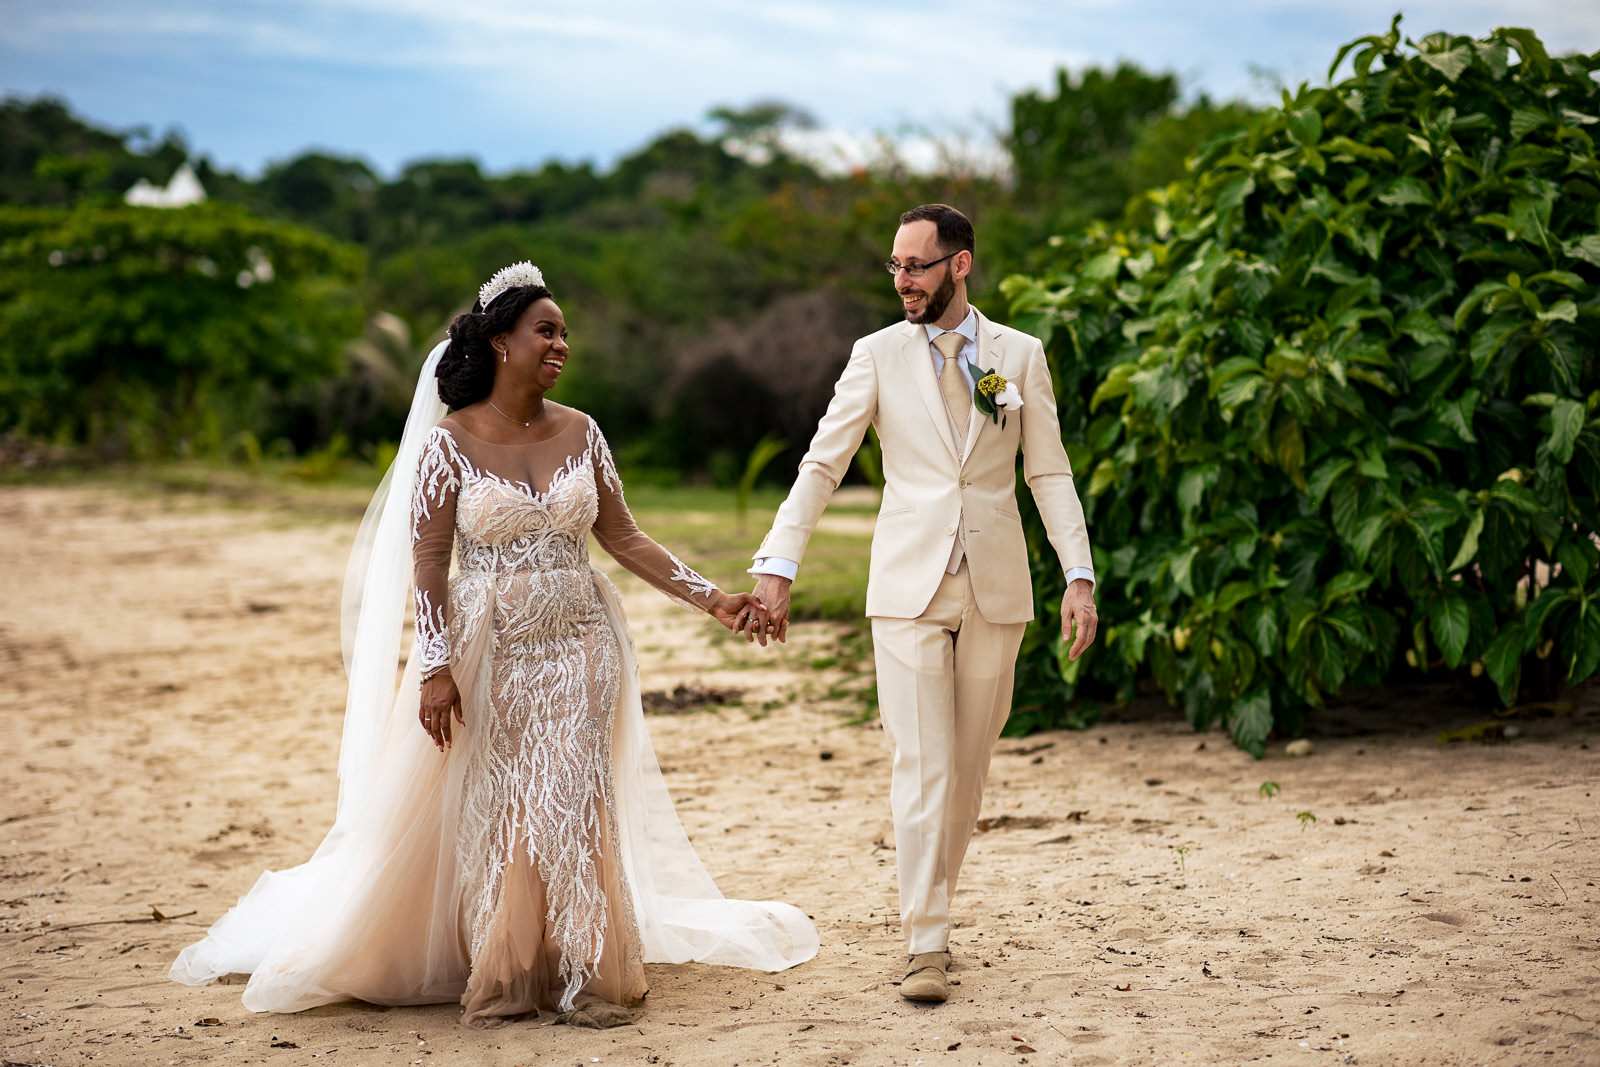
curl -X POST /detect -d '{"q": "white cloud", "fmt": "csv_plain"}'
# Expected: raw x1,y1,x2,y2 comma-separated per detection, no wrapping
3,0,1595,174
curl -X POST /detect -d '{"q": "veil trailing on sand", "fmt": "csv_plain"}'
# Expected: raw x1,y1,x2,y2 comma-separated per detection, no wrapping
171,341,816,1009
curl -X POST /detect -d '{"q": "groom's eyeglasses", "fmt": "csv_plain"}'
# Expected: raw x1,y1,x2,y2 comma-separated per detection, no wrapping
884,251,958,278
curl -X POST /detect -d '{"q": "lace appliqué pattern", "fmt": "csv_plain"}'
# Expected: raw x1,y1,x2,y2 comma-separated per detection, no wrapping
425,424,643,1015
591,418,623,496
667,554,718,601
412,427,462,680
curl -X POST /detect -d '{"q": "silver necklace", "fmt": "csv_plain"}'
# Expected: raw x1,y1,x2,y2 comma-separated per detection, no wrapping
488,399,543,428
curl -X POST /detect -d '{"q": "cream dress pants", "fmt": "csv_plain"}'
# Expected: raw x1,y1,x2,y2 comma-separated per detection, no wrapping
870,561,1027,954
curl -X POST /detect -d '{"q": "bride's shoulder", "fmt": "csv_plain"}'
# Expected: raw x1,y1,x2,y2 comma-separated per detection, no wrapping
435,408,482,436
546,403,603,441
421,417,472,462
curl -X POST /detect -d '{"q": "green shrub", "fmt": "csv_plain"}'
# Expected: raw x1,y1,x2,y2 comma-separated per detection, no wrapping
0,202,364,455
1003,20,1600,754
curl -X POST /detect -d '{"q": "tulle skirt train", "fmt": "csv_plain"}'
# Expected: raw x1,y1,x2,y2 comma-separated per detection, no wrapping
171,570,815,1020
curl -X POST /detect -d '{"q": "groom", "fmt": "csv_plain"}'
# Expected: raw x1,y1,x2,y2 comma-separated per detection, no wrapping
748,204,1097,1003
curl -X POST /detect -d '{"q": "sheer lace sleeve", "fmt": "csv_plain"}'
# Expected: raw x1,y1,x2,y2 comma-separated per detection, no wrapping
587,420,721,612
412,425,461,680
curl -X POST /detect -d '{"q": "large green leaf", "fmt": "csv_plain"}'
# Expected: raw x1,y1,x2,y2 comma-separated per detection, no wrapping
1287,108,1324,147
1482,621,1526,706
1508,107,1549,141
1468,315,1526,374
1169,545,1199,597
1130,365,1190,415
1563,234,1600,268
1214,175,1257,215
1488,480,1543,515
1407,343,1454,381
1398,308,1452,347
1497,27,1550,71
1453,278,1508,329
1089,362,1138,411
1446,509,1485,572
1548,398,1585,464
1569,606,1600,686
1474,38,1510,78
1322,571,1374,606
1428,592,1472,669
1228,688,1274,758
1328,478,1366,542
1439,389,1480,443
1379,177,1434,208
1088,458,1118,497
1557,537,1598,590
1524,586,1572,647
1539,301,1578,324
1307,458,1353,509
1418,45,1473,83
1177,464,1219,522
1240,599,1281,657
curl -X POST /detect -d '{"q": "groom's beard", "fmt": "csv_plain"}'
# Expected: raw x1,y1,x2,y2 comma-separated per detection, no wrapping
901,269,956,324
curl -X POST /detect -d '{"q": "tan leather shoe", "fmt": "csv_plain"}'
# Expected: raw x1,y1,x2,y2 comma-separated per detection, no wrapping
900,951,950,1002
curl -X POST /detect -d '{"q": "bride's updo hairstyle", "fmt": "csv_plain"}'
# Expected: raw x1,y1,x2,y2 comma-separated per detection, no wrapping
435,281,553,409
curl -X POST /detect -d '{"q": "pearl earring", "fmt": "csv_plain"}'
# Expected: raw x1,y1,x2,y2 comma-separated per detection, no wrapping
499,348,508,363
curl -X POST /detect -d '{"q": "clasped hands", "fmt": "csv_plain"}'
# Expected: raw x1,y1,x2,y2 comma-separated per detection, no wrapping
713,575,793,647
709,588,777,644
713,579,787,646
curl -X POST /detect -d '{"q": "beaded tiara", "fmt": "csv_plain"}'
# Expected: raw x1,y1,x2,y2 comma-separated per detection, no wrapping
478,261,546,310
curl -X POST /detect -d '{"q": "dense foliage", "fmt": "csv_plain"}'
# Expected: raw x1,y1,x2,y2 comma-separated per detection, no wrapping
0,203,363,456
1004,21,1600,752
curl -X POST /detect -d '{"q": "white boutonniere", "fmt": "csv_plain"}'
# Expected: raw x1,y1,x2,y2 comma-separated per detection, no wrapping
971,365,1023,428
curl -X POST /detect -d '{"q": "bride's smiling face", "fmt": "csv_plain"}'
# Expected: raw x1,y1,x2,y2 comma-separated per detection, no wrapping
494,297,569,390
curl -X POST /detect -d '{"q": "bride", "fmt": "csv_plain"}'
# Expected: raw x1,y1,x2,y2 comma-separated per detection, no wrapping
171,263,818,1028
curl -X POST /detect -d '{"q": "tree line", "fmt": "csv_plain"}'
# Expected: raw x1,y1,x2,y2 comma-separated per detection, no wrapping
0,73,1250,475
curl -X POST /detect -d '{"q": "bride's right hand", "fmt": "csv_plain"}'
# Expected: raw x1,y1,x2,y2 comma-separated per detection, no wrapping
420,672,463,750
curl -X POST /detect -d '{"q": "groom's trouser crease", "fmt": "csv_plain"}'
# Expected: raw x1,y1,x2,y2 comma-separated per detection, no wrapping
871,561,1025,955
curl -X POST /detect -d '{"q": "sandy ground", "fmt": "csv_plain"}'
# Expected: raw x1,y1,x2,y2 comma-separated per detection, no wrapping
2,483,1598,1067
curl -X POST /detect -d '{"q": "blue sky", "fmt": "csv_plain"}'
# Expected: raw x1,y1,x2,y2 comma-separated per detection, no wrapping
4,1,1599,178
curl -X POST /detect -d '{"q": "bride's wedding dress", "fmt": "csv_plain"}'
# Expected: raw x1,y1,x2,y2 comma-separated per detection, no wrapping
171,343,817,1024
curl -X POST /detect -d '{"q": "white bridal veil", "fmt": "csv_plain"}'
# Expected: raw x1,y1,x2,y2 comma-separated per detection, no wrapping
171,341,817,1010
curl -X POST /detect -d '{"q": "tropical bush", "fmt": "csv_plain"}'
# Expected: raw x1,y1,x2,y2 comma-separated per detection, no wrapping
0,202,363,456
1004,20,1600,753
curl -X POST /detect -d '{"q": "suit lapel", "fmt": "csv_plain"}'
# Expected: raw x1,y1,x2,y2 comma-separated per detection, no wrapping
959,311,1007,467
899,323,961,464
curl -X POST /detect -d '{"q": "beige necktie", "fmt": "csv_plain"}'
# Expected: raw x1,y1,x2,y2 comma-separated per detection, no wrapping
934,331,970,444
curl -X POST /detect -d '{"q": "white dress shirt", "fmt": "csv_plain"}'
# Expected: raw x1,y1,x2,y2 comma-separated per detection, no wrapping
752,307,1094,589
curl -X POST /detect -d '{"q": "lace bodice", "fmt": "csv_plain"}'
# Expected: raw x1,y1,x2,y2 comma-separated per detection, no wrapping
410,410,719,679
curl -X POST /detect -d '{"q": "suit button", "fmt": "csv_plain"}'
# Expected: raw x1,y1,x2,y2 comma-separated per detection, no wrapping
959,479,969,488
944,525,956,536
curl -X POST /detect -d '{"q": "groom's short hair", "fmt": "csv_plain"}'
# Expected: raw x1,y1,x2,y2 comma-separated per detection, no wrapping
899,204,974,256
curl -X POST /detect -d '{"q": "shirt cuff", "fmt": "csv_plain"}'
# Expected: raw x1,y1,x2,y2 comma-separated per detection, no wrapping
749,557,799,580
1064,566,1095,587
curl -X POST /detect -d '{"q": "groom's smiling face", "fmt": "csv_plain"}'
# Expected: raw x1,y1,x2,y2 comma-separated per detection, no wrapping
892,220,959,325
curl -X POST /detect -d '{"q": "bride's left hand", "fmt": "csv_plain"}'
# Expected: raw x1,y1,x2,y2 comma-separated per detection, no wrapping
711,592,771,646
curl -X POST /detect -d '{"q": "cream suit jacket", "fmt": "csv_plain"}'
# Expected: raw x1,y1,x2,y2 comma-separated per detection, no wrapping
757,310,1093,624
